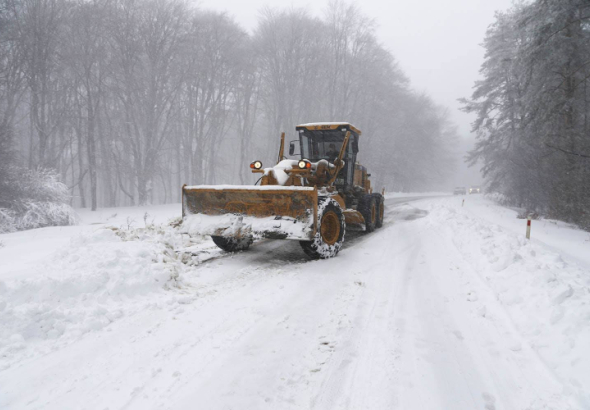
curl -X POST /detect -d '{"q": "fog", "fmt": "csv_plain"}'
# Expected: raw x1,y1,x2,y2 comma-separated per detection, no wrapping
200,0,513,130
200,0,516,187
3,0,588,231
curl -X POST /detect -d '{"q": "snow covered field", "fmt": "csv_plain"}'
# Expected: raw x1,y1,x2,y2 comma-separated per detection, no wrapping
0,195,589,409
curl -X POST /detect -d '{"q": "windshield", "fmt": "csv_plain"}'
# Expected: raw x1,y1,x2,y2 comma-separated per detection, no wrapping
299,130,350,162
299,129,358,189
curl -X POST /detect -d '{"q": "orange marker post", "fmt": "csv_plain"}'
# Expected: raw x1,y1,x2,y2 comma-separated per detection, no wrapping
526,215,532,239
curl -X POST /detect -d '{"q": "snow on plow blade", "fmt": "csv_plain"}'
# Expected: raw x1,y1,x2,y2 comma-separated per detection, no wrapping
182,185,318,240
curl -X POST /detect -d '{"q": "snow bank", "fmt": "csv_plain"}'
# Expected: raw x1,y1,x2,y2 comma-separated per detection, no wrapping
0,224,195,369
385,191,451,199
424,198,590,405
75,203,181,226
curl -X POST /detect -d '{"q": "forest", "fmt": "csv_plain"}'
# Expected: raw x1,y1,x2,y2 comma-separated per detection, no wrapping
0,0,458,231
463,0,590,229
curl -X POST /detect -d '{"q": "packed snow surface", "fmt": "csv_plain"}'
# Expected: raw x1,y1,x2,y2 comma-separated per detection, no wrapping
0,196,589,409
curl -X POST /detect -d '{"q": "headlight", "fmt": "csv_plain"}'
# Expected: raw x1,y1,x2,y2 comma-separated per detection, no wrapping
298,159,312,169
250,160,263,169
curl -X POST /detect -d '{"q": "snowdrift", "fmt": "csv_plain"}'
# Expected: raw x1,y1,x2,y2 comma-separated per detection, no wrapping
0,223,205,369
424,197,590,405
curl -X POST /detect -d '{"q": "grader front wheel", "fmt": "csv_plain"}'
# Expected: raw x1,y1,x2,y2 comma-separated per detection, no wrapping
320,210,341,246
300,198,345,259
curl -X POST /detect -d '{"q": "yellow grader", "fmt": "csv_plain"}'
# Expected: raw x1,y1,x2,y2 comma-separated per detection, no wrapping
182,122,384,259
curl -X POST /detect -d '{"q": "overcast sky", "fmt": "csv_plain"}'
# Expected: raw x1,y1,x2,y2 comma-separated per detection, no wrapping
197,0,516,185
197,0,515,139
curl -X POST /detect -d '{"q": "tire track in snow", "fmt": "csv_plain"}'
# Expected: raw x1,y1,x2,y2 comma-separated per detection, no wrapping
309,213,426,409
3,196,578,410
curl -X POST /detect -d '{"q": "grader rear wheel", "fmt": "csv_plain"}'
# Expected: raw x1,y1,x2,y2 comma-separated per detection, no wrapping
373,194,384,228
359,194,377,233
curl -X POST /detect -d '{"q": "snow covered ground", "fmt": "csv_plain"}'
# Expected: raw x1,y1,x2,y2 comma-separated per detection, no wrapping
0,195,588,409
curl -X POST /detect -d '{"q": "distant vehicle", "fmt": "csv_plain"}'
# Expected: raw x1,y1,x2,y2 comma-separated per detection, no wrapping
469,186,481,194
453,187,466,195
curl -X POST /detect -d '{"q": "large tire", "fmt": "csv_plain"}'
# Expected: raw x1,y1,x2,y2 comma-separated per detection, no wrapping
299,198,345,259
359,194,377,233
211,235,253,252
373,194,384,228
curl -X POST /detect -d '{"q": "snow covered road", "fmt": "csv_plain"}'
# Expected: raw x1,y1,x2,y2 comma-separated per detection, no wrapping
1,196,588,409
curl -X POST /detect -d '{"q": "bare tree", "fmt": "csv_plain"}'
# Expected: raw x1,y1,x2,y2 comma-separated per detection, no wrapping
62,0,111,210
178,11,245,185
16,0,69,168
110,0,187,205
255,7,326,149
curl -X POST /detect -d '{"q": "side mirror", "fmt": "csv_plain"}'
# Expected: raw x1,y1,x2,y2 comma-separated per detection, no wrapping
289,141,295,156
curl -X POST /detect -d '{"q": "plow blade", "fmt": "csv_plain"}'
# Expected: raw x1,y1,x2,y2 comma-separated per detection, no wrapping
182,185,318,240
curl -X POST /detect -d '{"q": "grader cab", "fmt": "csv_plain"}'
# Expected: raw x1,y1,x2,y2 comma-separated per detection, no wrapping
182,122,384,259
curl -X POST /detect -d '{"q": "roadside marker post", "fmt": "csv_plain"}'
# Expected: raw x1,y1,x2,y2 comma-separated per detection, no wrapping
462,199,465,207
526,215,532,239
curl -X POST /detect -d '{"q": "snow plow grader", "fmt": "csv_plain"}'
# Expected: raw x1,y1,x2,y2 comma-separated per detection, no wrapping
182,122,384,259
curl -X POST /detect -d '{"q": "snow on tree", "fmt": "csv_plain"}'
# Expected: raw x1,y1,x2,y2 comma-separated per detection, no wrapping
0,164,77,233
463,0,590,229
